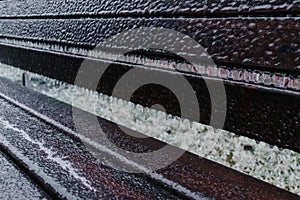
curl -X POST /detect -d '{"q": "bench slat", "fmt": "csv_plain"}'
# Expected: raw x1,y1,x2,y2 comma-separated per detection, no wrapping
0,18,299,71
0,0,298,18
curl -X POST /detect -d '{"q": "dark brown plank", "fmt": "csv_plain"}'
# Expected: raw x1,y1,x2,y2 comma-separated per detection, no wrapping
0,0,298,18
0,18,298,71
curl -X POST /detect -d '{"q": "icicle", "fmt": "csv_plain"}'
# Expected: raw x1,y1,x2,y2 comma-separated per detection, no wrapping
22,72,29,87
189,121,193,129
175,116,181,128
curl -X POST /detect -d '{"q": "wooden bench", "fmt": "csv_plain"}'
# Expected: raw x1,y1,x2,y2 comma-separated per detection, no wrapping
0,0,299,199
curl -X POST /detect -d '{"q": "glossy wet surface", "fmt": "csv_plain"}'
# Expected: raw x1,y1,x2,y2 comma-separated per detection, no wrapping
0,151,49,199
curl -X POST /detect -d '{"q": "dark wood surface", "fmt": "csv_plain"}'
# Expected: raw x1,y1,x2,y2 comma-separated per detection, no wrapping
0,0,298,17
0,1,299,199
0,18,298,71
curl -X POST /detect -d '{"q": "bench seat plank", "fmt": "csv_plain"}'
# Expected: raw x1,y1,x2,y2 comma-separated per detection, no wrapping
0,18,298,71
0,0,298,18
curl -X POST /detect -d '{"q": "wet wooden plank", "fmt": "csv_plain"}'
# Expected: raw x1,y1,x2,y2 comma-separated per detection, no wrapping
0,18,298,71
0,0,298,18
